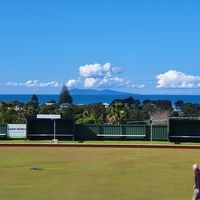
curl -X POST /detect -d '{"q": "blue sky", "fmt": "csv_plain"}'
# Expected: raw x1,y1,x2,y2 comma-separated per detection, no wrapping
1,0,200,94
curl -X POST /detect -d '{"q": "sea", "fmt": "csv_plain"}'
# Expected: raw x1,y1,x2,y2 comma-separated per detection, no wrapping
1,94,200,105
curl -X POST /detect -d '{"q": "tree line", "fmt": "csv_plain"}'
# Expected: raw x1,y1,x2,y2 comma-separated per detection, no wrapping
0,86,199,124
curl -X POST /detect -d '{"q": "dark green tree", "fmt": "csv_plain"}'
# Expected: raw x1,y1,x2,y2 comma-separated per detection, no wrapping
143,99,153,105
39,104,59,114
127,107,145,122
155,100,172,111
58,85,73,105
1,107,18,123
181,103,200,117
110,99,122,106
23,102,38,118
175,100,184,108
122,97,140,108
85,103,106,121
31,94,39,108
76,111,103,124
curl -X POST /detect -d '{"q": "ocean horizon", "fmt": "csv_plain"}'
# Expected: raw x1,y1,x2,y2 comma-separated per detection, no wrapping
0,94,200,105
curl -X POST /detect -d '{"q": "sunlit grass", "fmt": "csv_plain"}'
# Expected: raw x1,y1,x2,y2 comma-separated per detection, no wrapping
0,147,196,200
0,139,200,146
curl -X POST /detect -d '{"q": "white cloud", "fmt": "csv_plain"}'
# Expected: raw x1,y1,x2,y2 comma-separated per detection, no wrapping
6,80,61,88
6,82,18,86
79,62,143,89
4,62,146,91
80,64,101,77
84,78,97,88
66,79,78,88
156,70,200,88
112,67,122,73
82,76,144,89
138,84,145,88
98,77,124,87
79,63,122,78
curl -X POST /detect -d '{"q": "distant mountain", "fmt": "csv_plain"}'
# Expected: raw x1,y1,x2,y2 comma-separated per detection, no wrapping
69,88,135,96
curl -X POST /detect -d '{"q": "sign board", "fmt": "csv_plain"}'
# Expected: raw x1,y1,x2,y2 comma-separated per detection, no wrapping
37,114,61,119
7,124,26,138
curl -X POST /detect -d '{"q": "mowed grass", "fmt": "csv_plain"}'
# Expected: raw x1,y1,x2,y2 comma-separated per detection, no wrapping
0,147,197,200
2,139,200,146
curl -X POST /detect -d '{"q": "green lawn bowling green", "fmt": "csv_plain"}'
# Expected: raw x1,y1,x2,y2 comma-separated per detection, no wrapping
0,147,196,200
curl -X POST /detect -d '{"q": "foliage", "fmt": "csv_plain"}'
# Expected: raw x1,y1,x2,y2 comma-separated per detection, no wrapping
23,102,38,118
142,100,172,121
61,104,84,119
175,100,184,108
58,85,73,105
1,95,200,124
31,94,39,108
106,102,127,124
39,104,59,114
84,103,106,121
155,100,172,111
122,96,140,108
181,103,200,117
0,102,26,123
127,107,147,121
76,111,103,124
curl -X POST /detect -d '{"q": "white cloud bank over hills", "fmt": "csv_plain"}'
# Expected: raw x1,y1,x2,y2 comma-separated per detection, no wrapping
79,62,126,88
78,62,143,89
65,79,79,88
5,66,200,93
156,70,200,88
84,78,97,88
4,62,145,90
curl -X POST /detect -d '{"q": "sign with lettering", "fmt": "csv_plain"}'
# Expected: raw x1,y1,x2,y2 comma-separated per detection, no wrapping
7,124,26,138
37,114,61,119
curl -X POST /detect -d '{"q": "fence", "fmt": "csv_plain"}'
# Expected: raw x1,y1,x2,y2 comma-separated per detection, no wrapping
0,125,7,138
3,118,200,142
0,123,169,141
27,118,75,140
150,125,169,141
75,124,168,141
169,118,200,142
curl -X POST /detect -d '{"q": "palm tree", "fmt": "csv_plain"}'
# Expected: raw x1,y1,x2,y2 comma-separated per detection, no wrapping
106,102,127,124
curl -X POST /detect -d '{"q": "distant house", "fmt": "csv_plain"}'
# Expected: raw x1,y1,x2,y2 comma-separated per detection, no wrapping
60,103,70,109
45,102,56,106
172,105,182,116
14,106,23,111
102,103,109,108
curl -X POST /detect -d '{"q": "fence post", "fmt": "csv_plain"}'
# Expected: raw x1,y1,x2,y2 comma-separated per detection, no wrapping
72,123,76,141
150,120,153,141
167,119,170,141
